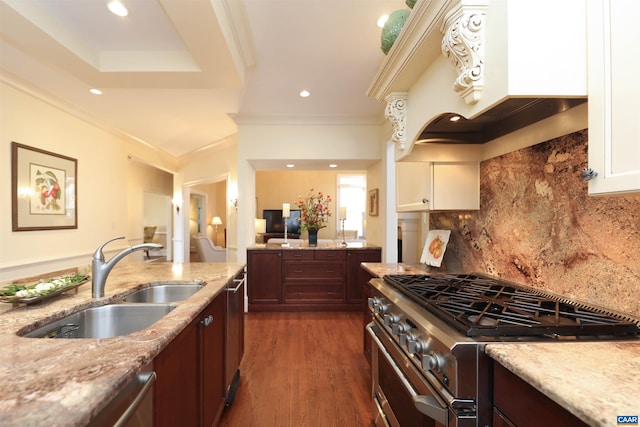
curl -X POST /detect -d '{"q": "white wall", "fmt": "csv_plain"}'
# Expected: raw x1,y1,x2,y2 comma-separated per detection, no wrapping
0,79,177,281
236,122,386,263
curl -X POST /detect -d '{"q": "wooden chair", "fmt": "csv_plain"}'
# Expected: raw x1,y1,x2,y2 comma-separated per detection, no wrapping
143,226,157,258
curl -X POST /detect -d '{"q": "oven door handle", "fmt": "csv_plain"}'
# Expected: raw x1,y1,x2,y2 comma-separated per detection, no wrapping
366,324,448,425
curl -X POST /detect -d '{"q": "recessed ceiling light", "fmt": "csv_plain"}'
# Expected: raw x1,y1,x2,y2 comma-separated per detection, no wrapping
299,90,310,98
107,0,128,17
329,164,338,168
286,164,295,168
89,88,102,95
377,15,389,28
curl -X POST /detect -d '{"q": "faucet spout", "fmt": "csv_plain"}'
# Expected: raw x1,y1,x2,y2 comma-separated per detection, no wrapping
91,236,163,298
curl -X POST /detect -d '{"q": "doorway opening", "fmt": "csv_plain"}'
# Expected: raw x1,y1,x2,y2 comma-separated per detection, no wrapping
184,179,228,262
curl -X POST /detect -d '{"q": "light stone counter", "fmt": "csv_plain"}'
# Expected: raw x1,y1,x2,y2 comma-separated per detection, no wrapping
248,242,382,250
361,262,430,278
0,261,244,427
485,341,640,427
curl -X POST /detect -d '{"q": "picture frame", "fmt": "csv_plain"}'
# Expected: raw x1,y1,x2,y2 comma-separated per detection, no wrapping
11,142,78,231
368,188,379,217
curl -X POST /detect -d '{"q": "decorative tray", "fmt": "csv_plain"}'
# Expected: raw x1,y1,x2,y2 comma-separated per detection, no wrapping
0,274,90,306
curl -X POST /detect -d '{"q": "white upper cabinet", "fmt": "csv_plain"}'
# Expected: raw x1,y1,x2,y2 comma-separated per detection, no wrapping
396,162,480,212
587,0,640,195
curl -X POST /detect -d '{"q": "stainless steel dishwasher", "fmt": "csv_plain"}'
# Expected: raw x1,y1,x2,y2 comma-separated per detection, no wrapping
87,363,155,427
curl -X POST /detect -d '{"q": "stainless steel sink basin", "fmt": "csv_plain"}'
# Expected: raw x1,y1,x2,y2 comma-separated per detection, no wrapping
23,303,176,339
122,282,205,303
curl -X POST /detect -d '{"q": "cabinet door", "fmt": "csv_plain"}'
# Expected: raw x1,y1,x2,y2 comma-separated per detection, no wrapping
493,362,587,427
362,279,373,366
588,0,640,195
431,162,480,210
396,162,431,211
247,250,281,304
347,249,381,304
396,162,480,211
154,318,198,427
201,292,226,427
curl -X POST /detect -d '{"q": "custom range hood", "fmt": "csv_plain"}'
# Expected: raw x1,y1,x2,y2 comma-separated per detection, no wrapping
368,0,588,154
417,98,587,145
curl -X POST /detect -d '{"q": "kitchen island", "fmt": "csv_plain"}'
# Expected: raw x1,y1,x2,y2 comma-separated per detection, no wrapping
247,242,381,311
0,261,244,427
362,263,640,427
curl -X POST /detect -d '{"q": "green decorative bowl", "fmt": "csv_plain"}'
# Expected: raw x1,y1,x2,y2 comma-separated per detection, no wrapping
406,0,418,9
381,10,410,55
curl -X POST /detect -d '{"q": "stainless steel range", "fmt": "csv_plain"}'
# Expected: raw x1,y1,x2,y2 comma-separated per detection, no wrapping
366,273,640,427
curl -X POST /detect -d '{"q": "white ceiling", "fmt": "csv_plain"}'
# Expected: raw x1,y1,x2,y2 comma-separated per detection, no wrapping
0,0,400,160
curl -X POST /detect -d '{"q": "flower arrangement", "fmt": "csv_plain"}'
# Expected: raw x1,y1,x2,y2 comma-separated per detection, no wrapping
296,189,332,232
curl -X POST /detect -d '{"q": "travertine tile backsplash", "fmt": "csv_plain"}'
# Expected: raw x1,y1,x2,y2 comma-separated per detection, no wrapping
431,130,640,317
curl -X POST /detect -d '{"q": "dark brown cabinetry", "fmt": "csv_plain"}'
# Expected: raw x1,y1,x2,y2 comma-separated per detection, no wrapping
154,315,199,427
247,247,380,311
201,291,226,427
282,250,346,304
360,268,375,366
246,249,281,305
492,362,587,427
154,291,227,427
347,249,380,304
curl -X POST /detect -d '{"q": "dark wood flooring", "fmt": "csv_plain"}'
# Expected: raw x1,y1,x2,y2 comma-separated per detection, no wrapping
219,311,374,427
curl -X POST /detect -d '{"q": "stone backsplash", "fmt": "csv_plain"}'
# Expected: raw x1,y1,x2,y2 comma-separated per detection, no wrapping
431,129,640,317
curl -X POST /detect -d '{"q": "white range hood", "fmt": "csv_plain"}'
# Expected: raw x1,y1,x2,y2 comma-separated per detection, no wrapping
368,0,588,159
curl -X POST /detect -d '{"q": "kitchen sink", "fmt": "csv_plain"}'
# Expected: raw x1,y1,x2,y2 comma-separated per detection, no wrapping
121,282,205,303
22,303,176,339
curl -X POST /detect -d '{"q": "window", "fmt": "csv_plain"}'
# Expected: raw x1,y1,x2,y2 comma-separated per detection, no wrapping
336,174,366,238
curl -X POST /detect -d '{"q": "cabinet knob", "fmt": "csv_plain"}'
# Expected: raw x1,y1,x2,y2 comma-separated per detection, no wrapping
579,168,598,181
201,314,213,327
422,198,429,204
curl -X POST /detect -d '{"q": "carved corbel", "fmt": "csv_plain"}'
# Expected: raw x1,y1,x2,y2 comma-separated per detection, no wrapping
384,92,407,149
441,1,488,104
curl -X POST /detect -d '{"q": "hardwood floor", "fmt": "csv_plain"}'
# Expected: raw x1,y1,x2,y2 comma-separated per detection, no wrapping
219,311,374,427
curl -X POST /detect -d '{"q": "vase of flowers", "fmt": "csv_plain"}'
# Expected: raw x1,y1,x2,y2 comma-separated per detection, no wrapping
296,189,332,246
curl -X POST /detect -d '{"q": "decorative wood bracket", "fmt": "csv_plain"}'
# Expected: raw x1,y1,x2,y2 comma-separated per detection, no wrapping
441,1,488,104
384,92,408,149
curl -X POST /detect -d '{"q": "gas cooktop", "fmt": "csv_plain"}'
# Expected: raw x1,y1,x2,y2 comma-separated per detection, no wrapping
383,273,640,338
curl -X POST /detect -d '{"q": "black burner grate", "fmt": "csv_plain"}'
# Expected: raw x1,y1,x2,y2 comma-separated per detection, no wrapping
383,274,640,337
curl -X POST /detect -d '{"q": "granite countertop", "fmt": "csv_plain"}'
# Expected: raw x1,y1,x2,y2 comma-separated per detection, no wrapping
248,242,381,250
485,341,640,427
361,262,431,277
0,261,244,427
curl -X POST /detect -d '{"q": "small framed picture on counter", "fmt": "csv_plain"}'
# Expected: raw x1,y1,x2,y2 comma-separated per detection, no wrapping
11,142,78,231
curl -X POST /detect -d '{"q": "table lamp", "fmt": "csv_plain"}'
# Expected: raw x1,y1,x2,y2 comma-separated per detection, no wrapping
211,216,223,245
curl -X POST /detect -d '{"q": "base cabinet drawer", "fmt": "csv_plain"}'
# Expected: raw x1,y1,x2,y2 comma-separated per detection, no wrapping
313,250,347,260
283,284,345,302
283,262,345,280
282,251,314,261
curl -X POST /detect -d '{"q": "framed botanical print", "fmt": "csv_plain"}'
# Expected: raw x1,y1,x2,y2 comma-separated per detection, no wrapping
11,142,78,231
368,188,379,217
